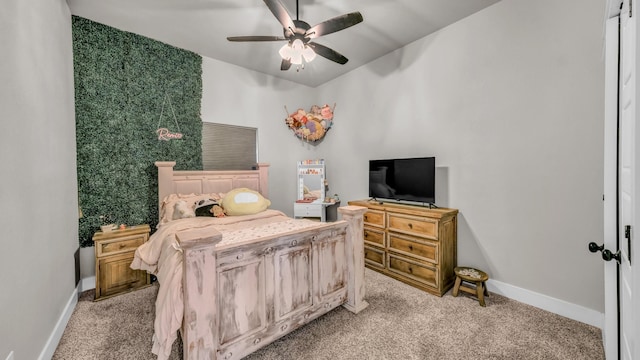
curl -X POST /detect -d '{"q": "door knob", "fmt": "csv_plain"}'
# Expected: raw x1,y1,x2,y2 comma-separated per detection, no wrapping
588,242,621,264
588,242,604,253
602,249,622,263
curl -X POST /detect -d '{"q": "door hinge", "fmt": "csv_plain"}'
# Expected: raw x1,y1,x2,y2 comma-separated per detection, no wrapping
625,225,632,264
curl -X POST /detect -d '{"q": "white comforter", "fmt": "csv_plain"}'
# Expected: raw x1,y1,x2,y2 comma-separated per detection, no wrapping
130,210,323,359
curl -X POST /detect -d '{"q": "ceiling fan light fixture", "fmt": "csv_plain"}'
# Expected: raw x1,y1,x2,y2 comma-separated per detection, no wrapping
280,38,315,65
302,45,316,62
279,42,293,60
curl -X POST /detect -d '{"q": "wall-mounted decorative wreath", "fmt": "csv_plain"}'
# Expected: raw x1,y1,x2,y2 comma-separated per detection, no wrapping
284,103,335,142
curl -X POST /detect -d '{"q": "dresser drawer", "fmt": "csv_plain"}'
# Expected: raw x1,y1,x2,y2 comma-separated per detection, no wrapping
97,234,147,257
388,254,438,288
363,210,385,228
364,245,385,268
387,213,437,240
388,233,438,264
363,227,385,247
294,203,322,217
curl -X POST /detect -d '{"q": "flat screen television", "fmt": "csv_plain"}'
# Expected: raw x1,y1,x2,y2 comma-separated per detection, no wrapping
369,157,435,205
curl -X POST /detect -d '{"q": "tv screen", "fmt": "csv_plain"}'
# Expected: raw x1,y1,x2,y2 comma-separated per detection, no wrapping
369,157,435,205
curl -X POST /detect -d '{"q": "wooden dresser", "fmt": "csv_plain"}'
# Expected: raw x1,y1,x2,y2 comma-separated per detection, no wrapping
348,200,458,296
92,224,151,301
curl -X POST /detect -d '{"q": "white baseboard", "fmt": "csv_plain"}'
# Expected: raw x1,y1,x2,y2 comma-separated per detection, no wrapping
487,279,604,329
80,276,96,292
37,286,78,360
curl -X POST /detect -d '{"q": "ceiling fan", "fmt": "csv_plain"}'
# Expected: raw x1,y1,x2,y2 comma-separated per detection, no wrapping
227,0,363,71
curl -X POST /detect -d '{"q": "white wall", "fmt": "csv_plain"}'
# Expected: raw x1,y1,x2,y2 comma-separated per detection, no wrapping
315,0,605,312
200,57,320,213
0,1,78,359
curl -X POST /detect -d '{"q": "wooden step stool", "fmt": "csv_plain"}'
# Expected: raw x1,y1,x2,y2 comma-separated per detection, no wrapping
452,266,489,306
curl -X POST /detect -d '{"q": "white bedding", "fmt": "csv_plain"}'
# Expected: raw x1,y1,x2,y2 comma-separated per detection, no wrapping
130,210,324,359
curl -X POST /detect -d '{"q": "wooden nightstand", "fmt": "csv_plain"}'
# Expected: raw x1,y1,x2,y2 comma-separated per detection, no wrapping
92,224,151,301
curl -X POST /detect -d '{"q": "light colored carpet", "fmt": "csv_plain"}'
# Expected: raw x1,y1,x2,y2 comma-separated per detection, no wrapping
53,269,604,360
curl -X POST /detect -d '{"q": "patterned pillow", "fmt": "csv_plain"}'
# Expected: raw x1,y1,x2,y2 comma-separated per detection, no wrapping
194,198,219,217
159,193,223,224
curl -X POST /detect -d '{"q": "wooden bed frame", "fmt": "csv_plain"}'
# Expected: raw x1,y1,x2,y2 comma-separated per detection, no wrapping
155,161,368,360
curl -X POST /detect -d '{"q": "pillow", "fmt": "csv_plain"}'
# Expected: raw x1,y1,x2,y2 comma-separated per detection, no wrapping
221,188,271,216
159,193,224,224
172,200,196,220
195,199,219,217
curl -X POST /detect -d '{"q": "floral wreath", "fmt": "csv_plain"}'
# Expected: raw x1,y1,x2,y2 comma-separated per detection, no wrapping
284,103,335,142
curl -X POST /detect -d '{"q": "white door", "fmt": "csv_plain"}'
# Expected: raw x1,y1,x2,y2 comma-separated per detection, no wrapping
618,0,639,359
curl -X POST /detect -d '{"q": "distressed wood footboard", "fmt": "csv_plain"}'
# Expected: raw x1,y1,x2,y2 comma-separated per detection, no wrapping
176,206,367,360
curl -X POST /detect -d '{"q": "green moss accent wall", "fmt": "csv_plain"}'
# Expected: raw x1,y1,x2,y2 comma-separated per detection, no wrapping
73,16,203,247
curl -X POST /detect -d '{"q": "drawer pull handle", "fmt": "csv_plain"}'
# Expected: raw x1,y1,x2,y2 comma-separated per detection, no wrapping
408,245,413,251
408,223,413,229
364,233,369,238
236,254,244,260
364,215,368,221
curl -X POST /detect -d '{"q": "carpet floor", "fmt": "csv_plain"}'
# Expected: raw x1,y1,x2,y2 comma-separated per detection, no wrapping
53,269,604,360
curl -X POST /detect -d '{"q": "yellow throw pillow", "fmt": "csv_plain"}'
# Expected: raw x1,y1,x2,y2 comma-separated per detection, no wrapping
221,188,271,216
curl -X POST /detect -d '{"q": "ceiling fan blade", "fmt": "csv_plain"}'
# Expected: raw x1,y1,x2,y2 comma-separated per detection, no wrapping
227,36,287,42
305,12,363,39
263,0,295,31
307,42,348,65
281,58,292,71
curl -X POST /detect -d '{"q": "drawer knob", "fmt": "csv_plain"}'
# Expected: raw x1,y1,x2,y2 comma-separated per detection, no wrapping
364,215,368,221
236,254,244,260
408,223,413,229
291,240,298,247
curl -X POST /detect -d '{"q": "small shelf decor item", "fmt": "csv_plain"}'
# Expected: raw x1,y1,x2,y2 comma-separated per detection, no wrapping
99,214,116,233
284,103,335,143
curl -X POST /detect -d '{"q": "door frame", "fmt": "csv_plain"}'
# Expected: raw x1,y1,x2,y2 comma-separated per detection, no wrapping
604,15,619,360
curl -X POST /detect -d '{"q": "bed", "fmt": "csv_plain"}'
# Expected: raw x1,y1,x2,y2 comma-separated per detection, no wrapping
131,161,368,360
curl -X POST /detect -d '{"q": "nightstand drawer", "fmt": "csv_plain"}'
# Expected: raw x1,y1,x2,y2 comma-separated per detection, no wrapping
388,213,437,239
97,235,147,257
363,210,385,228
363,227,385,247
388,233,437,264
98,252,149,298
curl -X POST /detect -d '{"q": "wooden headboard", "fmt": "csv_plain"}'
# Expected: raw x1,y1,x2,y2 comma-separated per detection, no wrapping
155,161,270,211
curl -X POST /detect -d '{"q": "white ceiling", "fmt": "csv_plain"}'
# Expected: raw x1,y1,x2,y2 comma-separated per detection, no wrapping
67,0,501,87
